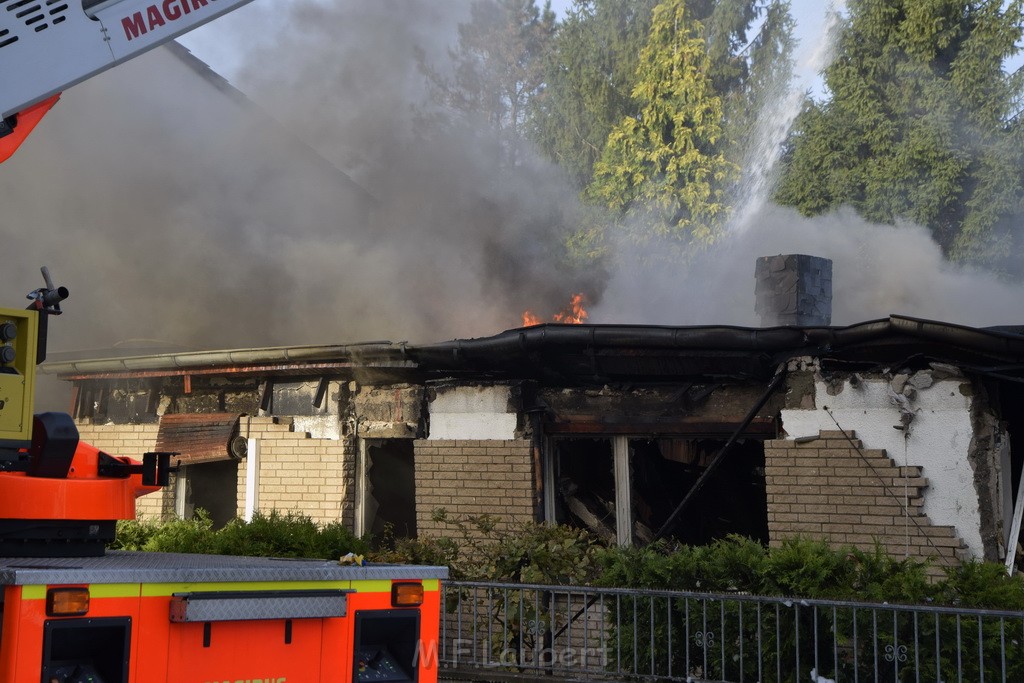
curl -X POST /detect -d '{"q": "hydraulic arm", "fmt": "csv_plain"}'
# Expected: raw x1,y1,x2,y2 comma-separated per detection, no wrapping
0,0,256,161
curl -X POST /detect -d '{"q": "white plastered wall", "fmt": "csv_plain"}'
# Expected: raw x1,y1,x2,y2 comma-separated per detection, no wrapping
427,385,517,440
782,374,986,557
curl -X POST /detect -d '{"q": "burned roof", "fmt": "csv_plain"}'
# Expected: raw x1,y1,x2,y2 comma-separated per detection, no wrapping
41,315,1024,387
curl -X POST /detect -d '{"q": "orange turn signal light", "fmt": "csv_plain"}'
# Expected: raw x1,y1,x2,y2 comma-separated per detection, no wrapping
391,582,424,607
46,587,90,617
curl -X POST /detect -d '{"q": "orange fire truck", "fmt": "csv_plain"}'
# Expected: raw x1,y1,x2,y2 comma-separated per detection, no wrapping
0,274,446,683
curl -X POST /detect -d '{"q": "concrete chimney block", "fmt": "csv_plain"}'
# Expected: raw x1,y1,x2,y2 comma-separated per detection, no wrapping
755,254,833,327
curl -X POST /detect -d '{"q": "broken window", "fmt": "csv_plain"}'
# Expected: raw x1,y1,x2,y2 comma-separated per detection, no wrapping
632,438,768,545
174,460,239,529
552,438,618,544
362,439,417,540
550,436,768,547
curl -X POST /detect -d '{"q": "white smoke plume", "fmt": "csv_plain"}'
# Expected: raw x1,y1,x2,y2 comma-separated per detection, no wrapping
596,205,1024,328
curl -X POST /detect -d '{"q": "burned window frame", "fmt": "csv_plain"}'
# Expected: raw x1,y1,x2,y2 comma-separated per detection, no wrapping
543,431,770,547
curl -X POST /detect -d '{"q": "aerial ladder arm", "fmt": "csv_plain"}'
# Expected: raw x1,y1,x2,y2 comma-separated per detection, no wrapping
0,0,256,162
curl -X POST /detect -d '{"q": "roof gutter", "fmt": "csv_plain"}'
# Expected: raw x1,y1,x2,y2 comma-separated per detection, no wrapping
41,342,405,377
40,315,1024,380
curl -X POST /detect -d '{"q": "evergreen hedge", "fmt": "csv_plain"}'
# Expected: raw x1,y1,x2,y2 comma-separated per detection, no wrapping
114,511,1024,609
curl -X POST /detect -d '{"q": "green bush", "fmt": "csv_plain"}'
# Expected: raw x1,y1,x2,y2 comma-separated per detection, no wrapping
110,517,161,551
211,511,369,559
115,514,1024,610
373,535,462,573
596,537,1024,682
375,510,602,583
938,558,1024,609
112,510,367,558
119,509,217,554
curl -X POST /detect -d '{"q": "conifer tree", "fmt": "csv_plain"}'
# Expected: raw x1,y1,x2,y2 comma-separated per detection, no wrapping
531,0,661,188
586,0,737,245
426,0,556,168
774,0,1024,265
532,0,794,193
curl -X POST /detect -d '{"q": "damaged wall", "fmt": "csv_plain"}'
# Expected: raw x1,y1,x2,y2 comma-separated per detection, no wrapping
427,384,519,440
780,367,1005,560
354,383,423,438
271,380,347,440
75,414,356,527
78,375,264,424
414,385,532,533
765,430,967,571
237,416,355,527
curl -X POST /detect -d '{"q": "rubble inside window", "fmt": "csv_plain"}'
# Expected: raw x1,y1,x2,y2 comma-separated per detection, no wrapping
552,436,768,547
553,438,617,544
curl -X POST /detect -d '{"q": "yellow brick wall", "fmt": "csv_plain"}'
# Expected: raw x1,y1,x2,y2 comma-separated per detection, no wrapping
765,430,966,570
414,439,535,537
76,417,355,528
237,417,355,527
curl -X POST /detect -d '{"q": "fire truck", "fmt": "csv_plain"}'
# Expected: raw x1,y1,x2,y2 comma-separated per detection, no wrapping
0,272,447,683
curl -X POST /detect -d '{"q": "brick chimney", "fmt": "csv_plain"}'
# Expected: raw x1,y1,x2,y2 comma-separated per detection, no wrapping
754,254,832,327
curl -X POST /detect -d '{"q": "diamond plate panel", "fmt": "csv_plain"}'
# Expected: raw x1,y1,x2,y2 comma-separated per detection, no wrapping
0,551,447,585
169,590,347,622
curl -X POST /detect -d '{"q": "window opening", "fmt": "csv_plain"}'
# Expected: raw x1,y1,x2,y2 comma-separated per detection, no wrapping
552,436,768,546
553,438,617,544
175,460,239,529
632,438,768,545
998,382,1024,571
364,440,417,541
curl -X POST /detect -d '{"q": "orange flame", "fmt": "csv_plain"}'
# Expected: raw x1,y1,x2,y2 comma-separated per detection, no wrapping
521,310,543,327
553,293,588,324
522,293,589,327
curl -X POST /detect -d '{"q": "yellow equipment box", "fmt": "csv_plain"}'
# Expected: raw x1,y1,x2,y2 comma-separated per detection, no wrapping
0,306,37,445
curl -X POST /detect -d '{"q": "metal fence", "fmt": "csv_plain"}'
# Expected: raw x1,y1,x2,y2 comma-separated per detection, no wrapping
439,580,1024,682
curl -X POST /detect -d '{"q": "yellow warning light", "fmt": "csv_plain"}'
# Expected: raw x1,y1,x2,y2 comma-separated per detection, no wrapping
46,587,90,616
391,582,424,607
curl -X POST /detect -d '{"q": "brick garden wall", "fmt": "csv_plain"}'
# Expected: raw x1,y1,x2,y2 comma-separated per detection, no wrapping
765,430,966,569
413,439,534,537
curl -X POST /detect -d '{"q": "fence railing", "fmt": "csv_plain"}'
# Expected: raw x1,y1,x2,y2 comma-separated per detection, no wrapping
439,580,1024,682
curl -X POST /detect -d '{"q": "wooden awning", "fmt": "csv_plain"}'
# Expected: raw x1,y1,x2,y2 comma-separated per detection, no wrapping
156,413,244,466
